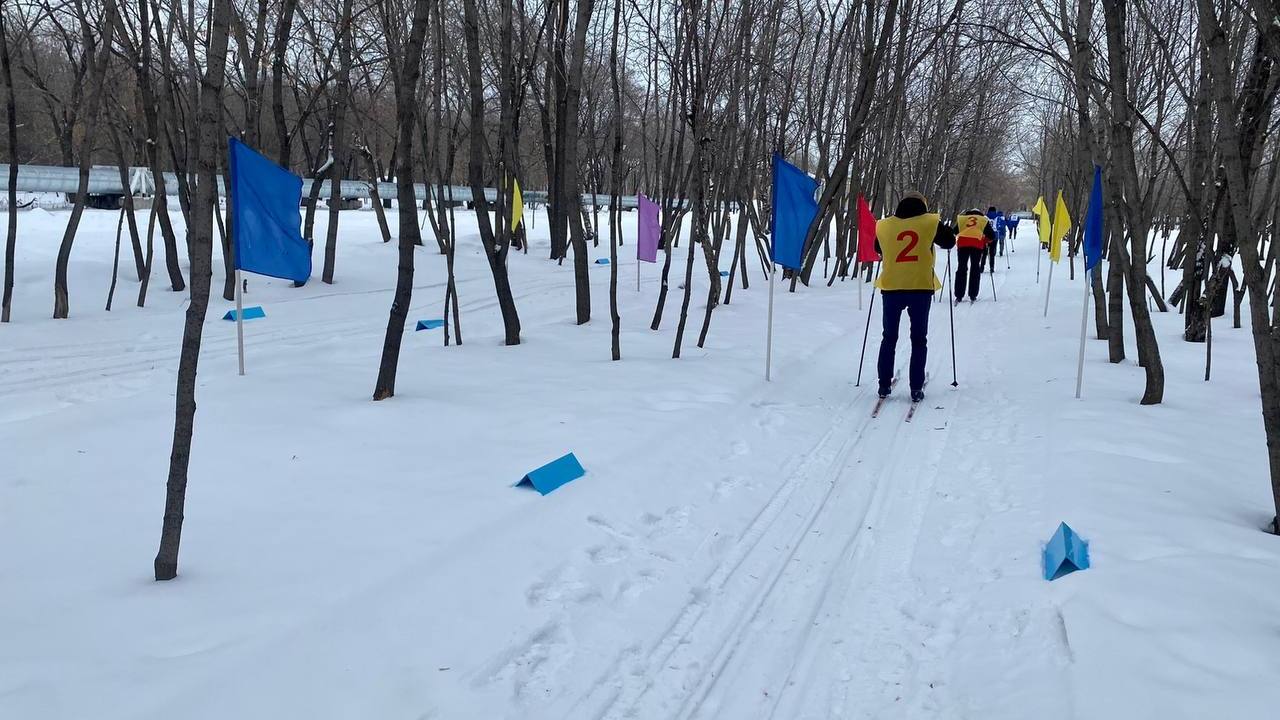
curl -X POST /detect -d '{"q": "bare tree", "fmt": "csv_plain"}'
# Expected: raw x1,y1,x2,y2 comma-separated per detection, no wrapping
371,0,431,400
1,5,18,322
1195,0,1280,530
153,0,232,581
51,0,117,319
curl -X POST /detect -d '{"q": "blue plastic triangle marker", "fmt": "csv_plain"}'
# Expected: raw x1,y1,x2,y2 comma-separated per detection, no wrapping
719,270,729,277
416,319,445,331
223,306,265,321
595,258,611,265
1043,522,1090,580
515,452,585,496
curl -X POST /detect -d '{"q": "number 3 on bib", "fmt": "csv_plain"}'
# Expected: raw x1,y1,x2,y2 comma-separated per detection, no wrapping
895,230,921,262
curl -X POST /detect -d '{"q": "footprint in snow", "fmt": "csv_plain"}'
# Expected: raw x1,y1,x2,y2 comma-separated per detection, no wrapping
713,474,746,499
616,568,661,602
640,505,690,538
526,570,601,607
585,514,634,540
587,542,630,565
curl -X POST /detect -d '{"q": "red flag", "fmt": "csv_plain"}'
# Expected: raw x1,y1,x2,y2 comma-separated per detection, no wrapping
856,194,880,262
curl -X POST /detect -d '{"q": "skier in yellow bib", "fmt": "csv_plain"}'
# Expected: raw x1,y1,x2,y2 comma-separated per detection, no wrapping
954,208,996,303
874,191,956,402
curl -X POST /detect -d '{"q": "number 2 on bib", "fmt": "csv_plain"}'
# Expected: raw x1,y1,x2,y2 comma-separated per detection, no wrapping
895,230,921,262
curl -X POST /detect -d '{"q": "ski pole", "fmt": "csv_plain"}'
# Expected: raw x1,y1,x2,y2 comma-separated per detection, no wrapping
990,258,998,302
854,262,881,387
947,249,958,387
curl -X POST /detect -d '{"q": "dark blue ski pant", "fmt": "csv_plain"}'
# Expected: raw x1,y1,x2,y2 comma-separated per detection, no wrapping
877,290,931,393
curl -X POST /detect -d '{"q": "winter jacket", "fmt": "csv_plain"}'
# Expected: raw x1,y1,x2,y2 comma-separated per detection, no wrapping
955,211,997,249
873,196,956,292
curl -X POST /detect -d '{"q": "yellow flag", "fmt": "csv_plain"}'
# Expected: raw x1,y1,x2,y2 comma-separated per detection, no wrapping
1032,195,1050,248
511,178,524,232
1050,190,1071,263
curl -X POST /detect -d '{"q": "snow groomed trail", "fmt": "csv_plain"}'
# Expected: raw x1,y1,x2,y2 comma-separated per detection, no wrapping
548,269,1021,720
5,209,1279,720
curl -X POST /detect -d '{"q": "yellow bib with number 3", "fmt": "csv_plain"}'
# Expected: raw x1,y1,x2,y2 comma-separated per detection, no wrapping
875,214,941,291
955,213,990,240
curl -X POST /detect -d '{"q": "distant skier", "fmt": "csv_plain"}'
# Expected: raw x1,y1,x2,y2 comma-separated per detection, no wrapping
954,208,996,304
873,191,957,402
1007,212,1020,240
986,206,1003,270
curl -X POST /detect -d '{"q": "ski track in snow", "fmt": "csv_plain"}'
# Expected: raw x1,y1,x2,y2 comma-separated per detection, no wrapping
556,273,1012,720
0,270,566,399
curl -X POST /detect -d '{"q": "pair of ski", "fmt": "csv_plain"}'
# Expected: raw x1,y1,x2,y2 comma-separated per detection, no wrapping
871,374,929,422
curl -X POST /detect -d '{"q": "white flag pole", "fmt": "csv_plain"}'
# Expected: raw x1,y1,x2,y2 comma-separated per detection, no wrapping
1043,258,1055,317
1074,267,1091,398
766,261,776,381
235,268,245,376
637,254,641,292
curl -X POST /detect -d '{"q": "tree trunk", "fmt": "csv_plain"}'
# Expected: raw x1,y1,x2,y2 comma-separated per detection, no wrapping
372,0,432,400
272,0,299,167
1106,233,1126,363
1101,0,1164,403
322,0,354,284
111,125,146,283
106,208,124,311
360,146,392,243
137,200,158,308
1,7,17,322
563,0,595,324
461,0,520,345
154,0,231,581
53,0,118,319
1197,4,1280,529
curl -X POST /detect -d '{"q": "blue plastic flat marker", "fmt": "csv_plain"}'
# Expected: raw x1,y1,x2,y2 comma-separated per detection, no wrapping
595,258,611,265
719,270,729,277
416,319,445,331
223,306,265,321
516,452,585,496
1043,522,1090,580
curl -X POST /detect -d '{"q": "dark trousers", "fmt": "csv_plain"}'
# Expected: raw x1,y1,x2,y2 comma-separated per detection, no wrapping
955,246,984,300
998,235,1006,255
986,243,997,271
877,290,931,393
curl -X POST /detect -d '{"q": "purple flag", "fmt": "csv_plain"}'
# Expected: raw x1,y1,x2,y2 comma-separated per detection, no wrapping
637,194,659,263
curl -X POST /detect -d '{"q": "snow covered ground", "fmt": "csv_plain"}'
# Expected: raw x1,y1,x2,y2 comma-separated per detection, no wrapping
2,202,1278,719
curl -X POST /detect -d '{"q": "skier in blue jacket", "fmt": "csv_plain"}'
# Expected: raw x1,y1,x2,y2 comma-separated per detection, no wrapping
986,207,1004,270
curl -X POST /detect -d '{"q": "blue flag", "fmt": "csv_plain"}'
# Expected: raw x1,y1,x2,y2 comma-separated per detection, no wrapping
770,154,818,270
1083,166,1104,272
228,137,310,283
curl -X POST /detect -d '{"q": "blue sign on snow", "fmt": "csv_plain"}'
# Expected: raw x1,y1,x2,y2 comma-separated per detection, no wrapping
223,306,266,321
516,453,585,496
1043,522,1090,581
416,319,445,330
